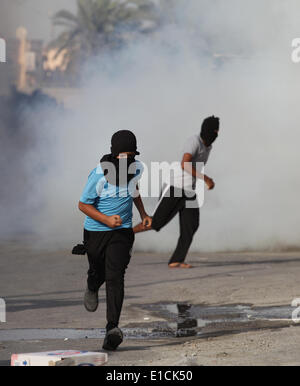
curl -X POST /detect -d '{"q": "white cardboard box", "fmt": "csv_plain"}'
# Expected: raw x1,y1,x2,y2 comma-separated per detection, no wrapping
11,350,108,366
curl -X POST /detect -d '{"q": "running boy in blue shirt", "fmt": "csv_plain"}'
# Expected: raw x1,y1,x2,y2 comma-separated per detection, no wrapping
78,130,151,351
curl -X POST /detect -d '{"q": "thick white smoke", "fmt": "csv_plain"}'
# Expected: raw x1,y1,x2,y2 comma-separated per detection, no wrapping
9,0,300,252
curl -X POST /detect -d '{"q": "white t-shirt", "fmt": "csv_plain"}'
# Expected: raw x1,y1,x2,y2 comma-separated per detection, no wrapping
169,135,212,192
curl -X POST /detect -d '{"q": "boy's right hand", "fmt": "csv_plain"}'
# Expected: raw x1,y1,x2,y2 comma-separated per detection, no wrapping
105,215,123,228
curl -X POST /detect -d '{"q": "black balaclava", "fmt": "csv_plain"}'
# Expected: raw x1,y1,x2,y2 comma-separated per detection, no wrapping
200,116,220,147
100,130,140,187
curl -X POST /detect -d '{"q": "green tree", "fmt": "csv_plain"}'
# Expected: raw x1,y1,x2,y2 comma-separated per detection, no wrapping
49,0,158,72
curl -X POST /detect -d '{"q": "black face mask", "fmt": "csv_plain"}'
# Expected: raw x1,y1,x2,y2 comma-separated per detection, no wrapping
100,154,136,187
200,116,220,147
201,129,219,147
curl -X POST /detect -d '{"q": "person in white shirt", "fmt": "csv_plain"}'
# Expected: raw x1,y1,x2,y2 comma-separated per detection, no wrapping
134,116,220,268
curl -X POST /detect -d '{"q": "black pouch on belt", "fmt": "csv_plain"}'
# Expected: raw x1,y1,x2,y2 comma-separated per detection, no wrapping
71,244,87,255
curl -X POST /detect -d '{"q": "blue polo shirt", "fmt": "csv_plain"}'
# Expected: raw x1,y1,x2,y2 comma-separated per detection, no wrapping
80,161,144,232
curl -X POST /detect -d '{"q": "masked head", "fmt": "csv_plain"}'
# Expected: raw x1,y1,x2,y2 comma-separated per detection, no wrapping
101,130,140,186
111,130,140,158
200,116,220,147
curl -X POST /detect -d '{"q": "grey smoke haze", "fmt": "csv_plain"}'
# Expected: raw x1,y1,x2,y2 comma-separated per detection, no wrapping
3,0,300,252
0,0,76,40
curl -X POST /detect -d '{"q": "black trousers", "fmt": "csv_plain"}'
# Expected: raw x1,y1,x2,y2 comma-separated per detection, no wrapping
84,228,134,332
151,186,199,264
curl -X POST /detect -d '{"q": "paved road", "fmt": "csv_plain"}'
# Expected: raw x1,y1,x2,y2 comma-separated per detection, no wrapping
1,240,300,366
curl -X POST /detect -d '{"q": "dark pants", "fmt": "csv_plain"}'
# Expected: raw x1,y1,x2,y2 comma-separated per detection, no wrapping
151,186,199,264
84,228,134,332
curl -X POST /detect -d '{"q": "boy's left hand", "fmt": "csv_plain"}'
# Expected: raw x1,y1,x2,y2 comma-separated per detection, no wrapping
142,215,152,228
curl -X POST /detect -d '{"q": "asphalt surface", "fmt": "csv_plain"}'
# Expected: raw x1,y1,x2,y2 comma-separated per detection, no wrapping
1,240,300,366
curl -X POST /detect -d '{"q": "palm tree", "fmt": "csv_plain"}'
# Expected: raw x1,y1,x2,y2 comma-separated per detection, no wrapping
49,0,159,72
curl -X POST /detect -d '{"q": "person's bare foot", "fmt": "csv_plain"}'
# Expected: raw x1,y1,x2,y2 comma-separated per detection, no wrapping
133,222,152,234
133,223,144,233
168,263,193,269
168,263,180,268
179,263,193,269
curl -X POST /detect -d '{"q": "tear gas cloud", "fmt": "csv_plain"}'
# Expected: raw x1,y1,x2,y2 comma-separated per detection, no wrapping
2,0,300,252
